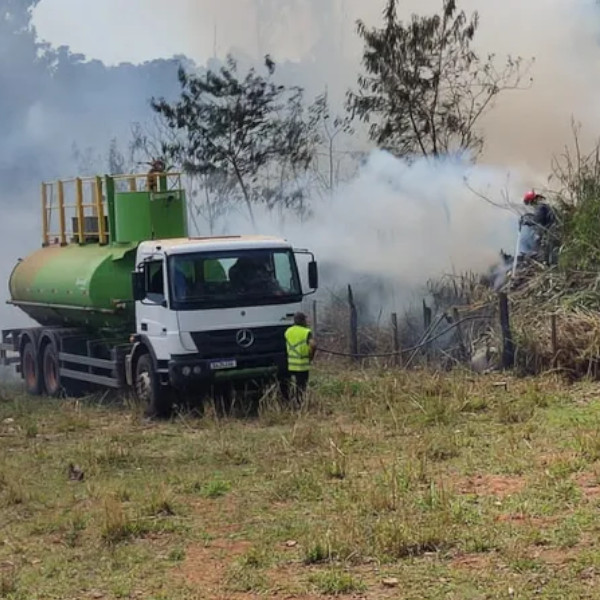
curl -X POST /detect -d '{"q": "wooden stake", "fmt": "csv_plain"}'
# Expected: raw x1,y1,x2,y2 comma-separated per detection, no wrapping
551,313,558,368
453,307,467,361
348,285,358,362
391,312,400,367
423,300,432,363
498,292,514,369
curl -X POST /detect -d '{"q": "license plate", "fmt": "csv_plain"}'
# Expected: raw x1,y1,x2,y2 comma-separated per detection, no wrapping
209,359,237,370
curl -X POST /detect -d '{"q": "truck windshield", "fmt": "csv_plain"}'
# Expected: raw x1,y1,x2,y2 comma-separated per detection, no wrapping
168,249,302,309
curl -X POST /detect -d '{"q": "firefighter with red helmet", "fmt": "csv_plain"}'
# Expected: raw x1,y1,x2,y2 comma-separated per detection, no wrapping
519,189,557,264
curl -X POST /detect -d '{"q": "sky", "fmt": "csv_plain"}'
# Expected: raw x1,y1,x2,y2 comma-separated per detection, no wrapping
33,0,225,65
32,0,368,65
32,0,600,179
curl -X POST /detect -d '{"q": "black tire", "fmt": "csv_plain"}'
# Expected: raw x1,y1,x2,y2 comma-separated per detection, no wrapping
42,343,62,398
21,341,42,396
134,353,172,418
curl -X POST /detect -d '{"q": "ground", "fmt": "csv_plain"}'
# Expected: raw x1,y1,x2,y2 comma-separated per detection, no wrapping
2,368,600,599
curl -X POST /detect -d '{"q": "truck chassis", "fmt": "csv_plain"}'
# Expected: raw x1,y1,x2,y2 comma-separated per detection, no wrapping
0,327,284,417
1,327,131,396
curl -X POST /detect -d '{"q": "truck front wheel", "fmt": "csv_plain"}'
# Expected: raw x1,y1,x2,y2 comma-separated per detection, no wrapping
21,341,42,396
134,353,172,419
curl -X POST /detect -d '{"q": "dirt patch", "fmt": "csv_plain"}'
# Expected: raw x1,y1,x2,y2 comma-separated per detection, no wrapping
495,513,557,527
177,555,377,600
176,538,252,597
456,474,525,498
574,472,600,498
450,553,494,570
532,547,581,568
190,495,243,534
537,451,579,468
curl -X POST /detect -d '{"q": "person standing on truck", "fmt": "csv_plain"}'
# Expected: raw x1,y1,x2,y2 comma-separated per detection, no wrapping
147,158,166,192
282,312,316,404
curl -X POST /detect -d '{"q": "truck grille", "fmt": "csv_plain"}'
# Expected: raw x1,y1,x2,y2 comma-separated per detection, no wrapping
190,326,287,359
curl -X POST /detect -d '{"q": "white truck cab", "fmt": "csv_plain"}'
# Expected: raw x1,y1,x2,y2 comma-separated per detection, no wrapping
129,235,318,411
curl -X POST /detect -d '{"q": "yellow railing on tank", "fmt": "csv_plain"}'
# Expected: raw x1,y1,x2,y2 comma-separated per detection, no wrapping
111,171,182,193
41,171,182,247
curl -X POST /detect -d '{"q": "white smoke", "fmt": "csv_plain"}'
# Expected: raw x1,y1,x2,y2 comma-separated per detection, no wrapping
208,149,524,313
0,205,40,329
19,0,600,321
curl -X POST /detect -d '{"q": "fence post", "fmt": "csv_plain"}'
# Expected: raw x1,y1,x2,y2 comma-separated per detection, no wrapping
453,307,467,361
423,300,432,363
391,312,401,367
348,285,358,362
551,313,558,368
498,292,514,369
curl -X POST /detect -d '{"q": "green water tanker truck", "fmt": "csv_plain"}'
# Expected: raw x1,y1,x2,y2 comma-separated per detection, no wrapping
0,171,318,415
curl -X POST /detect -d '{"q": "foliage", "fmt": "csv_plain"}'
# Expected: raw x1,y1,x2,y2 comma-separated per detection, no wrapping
107,138,127,175
550,130,600,271
71,138,130,176
309,92,356,196
151,56,324,226
347,0,531,159
128,120,174,172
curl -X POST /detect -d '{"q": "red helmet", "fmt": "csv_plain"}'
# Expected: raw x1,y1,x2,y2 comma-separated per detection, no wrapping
523,190,545,204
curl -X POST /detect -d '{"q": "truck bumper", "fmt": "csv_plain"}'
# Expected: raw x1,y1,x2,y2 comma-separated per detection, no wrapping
168,353,286,390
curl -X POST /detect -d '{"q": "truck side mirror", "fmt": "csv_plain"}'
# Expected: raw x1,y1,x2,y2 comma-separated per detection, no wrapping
131,271,145,301
308,261,318,290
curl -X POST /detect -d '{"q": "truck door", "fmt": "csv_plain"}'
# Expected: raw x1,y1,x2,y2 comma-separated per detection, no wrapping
138,260,171,356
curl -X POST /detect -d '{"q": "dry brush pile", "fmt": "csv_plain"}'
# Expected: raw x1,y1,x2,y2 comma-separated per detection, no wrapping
502,264,600,378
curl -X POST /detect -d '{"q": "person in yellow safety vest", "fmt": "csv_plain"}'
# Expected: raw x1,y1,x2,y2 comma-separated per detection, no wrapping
283,312,316,403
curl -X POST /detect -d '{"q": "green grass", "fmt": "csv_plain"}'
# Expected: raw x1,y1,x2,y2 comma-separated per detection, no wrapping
1,371,600,598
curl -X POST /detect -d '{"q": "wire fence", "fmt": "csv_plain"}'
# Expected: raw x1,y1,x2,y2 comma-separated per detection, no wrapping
302,286,511,370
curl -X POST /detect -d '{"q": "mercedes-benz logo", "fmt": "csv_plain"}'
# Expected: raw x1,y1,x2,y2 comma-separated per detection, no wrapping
235,328,254,348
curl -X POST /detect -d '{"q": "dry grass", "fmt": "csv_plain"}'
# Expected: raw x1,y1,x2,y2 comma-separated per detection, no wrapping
492,264,600,378
1,370,600,598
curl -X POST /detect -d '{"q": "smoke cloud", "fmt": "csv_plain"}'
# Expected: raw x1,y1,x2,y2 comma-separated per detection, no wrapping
1,0,600,330
211,150,523,314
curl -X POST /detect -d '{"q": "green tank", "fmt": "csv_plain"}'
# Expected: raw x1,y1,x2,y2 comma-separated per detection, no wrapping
9,243,138,331
9,172,187,333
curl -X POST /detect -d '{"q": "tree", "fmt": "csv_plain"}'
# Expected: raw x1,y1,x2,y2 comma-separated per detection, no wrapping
71,137,129,176
150,55,322,227
0,0,53,135
346,0,532,159
107,138,127,175
309,92,355,197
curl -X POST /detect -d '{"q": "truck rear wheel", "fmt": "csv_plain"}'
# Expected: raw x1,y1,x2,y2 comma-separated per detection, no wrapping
21,341,42,396
42,343,62,397
135,353,172,419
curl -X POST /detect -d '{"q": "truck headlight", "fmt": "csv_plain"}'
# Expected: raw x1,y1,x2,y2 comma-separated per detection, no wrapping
193,366,202,375
182,366,191,377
